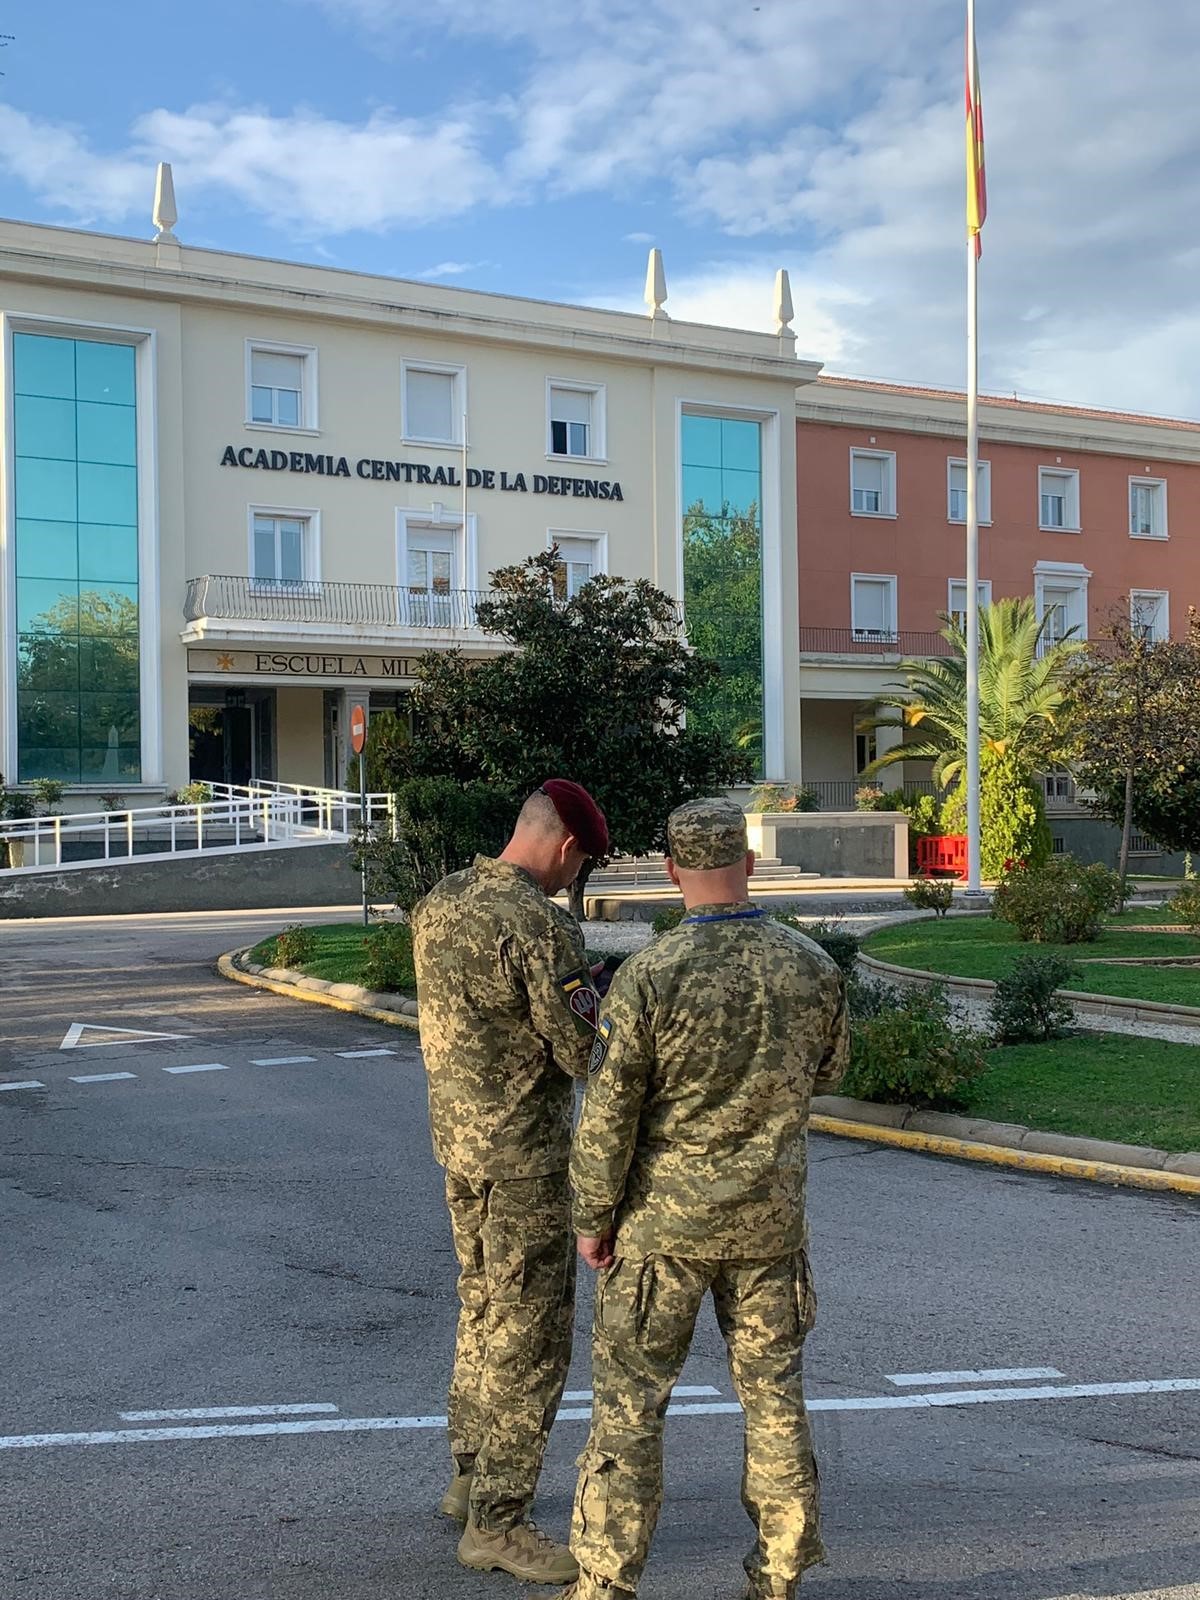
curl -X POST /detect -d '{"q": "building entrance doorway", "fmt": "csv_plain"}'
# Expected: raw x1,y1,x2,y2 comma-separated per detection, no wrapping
188,689,275,787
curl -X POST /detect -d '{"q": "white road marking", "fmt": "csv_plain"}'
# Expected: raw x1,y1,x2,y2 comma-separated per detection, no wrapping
336,1049,396,1059
0,1080,44,1092
250,1056,316,1066
561,1385,719,1403
4,1376,1198,1452
68,1072,138,1085
119,1403,339,1422
886,1366,1064,1386
162,1063,228,1075
61,1022,191,1050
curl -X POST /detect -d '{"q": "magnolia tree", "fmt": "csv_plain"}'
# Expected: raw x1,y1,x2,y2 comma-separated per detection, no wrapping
375,549,753,920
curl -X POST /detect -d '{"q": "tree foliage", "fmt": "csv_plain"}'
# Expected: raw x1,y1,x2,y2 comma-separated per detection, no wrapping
681,504,764,768
377,550,753,915
942,750,1052,880
1066,613,1200,857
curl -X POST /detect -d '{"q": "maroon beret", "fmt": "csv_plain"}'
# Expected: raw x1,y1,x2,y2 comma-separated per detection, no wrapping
539,779,609,858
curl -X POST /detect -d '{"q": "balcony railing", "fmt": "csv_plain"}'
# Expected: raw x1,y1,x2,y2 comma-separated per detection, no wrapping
805,779,938,811
185,576,494,630
798,627,956,658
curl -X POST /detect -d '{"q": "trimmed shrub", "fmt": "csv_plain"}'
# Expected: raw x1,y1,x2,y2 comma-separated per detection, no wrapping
943,752,1051,881
989,953,1079,1043
843,983,988,1109
1170,880,1200,934
747,782,819,813
993,857,1121,944
273,923,317,969
903,879,954,917
357,776,517,914
362,922,416,993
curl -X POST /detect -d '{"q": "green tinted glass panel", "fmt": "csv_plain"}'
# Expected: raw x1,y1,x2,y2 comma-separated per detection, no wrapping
12,335,140,782
720,418,761,473
16,520,78,581
18,578,78,634
75,341,135,405
16,395,76,459
681,413,721,468
77,400,136,465
78,462,137,525
13,333,76,399
721,468,761,518
78,524,139,584
15,455,77,522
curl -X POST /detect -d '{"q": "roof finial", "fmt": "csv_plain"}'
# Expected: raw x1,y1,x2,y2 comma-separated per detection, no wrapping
773,268,794,335
644,247,668,319
153,162,178,242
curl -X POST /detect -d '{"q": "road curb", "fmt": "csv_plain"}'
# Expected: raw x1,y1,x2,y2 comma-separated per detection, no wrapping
810,1102,1200,1197
218,948,421,1032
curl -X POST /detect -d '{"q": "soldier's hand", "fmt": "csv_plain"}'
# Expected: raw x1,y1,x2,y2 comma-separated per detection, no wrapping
577,1232,615,1271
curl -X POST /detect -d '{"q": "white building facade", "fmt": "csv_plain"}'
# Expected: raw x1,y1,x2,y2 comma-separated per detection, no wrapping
0,200,815,800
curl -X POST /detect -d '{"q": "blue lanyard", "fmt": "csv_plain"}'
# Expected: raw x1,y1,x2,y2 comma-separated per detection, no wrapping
683,908,767,925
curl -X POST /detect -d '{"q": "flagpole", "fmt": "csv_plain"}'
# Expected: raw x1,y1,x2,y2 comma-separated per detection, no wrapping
965,0,982,896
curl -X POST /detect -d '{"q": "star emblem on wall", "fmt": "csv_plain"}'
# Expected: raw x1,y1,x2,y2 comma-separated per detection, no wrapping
216,653,235,671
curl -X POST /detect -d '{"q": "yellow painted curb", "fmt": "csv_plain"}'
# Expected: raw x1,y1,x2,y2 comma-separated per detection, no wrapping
810,1115,1200,1197
217,950,420,1032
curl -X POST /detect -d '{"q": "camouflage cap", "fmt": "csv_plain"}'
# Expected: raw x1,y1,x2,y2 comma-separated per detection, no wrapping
666,797,748,870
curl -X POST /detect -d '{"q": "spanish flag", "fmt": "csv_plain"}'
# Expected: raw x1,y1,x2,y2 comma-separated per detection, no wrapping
965,25,986,256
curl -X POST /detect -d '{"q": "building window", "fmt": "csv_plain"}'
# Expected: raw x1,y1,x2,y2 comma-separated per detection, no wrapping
1038,466,1080,531
855,729,877,775
1034,561,1090,651
851,574,898,641
681,411,763,769
1129,477,1167,539
547,380,605,460
947,578,993,629
1044,768,1075,803
850,449,896,516
247,342,316,430
13,331,141,784
402,361,466,446
947,458,991,522
549,533,603,600
1131,589,1169,643
250,510,319,588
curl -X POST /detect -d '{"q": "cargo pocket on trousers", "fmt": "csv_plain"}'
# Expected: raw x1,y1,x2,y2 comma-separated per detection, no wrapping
595,1258,650,1342
794,1249,818,1337
574,1449,615,1542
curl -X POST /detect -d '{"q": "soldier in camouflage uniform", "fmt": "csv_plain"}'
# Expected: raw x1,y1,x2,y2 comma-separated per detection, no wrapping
565,798,848,1600
411,780,609,1586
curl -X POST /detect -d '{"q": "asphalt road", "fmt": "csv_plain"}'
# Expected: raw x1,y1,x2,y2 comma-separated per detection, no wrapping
2,909,1199,1600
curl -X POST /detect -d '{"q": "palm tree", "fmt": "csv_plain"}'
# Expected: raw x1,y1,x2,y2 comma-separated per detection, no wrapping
857,597,1085,787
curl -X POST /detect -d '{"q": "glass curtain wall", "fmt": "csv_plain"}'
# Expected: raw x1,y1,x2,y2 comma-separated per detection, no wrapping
680,413,764,772
13,333,141,782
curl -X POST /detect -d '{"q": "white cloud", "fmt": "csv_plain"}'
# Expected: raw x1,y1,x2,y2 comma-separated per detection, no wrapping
414,259,490,278
624,232,655,245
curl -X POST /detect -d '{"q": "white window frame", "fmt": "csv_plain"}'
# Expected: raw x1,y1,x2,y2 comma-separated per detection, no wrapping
1034,559,1091,649
850,572,898,641
546,528,608,598
947,457,991,523
244,339,319,434
401,359,467,448
849,448,897,517
1038,465,1080,532
947,578,993,627
546,377,607,464
1129,475,1168,540
247,504,322,591
395,503,479,624
1130,588,1170,643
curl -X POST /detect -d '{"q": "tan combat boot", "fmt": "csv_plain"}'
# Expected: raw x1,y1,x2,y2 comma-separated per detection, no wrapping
457,1518,579,1583
438,1467,473,1524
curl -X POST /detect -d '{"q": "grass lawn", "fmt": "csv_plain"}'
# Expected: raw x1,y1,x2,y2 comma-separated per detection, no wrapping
866,914,1200,1007
249,922,414,992
963,1034,1200,1153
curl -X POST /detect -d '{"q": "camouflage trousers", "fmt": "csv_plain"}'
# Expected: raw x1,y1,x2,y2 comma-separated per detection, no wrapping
443,1167,576,1532
570,1253,824,1599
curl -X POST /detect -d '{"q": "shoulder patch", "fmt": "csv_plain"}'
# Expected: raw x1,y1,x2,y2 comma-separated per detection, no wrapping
560,970,599,1034
589,1015,614,1074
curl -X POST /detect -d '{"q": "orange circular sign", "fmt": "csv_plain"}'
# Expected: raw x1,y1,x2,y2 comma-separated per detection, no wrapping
349,703,368,755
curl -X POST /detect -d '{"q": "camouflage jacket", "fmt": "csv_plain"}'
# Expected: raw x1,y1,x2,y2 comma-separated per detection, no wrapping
570,904,848,1258
412,855,598,1182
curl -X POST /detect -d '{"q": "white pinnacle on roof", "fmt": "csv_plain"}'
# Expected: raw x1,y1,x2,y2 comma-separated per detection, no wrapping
773,268,794,335
153,162,178,241
644,247,668,318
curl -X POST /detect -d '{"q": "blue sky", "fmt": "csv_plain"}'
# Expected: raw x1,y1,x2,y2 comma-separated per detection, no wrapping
2,0,1199,418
